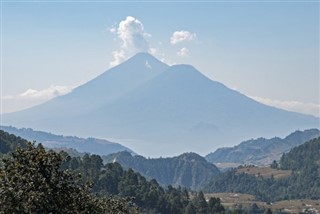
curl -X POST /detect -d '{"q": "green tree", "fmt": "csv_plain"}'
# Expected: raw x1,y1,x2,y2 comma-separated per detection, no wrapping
0,130,28,156
192,191,208,214
185,202,196,214
270,160,278,169
208,197,225,213
264,208,272,214
0,143,138,214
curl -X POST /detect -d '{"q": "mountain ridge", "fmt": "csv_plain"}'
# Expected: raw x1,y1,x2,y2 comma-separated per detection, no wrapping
2,53,319,156
205,128,320,166
0,125,134,156
2,52,168,124
103,151,220,190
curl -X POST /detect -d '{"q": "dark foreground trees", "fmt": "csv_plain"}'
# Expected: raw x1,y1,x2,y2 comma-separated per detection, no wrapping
0,130,231,213
0,143,138,214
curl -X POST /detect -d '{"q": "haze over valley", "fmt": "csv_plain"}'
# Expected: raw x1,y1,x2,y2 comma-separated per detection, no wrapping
1,2,319,213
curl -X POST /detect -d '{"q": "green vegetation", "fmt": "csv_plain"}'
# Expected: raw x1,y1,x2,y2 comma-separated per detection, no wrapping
3,129,319,213
205,137,320,202
0,125,133,156
0,130,229,213
205,129,320,166
0,129,28,157
62,153,225,213
0,143,138,213
104,151,220,190
236,166,291,179
280,137,320,171
206,193,320,214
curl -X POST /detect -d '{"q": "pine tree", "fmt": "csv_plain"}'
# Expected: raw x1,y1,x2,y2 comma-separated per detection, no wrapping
0,143,138,213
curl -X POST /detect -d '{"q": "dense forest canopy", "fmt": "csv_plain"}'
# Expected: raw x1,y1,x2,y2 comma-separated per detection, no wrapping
0,130,28,156
0,142,139,213
104,151,220,190
2,129,318,213
0,130,228,214
205,137,320,202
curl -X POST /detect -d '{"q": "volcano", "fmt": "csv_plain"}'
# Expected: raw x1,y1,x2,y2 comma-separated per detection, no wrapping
2,53,319,156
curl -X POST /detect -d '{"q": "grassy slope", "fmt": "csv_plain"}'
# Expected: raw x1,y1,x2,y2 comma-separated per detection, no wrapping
236,166,291,179
205,193,320,213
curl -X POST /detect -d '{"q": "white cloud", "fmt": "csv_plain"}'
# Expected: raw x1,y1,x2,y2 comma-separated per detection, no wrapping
149,47,167,63
110,16,151,67
250,96,320,117
18,85,73,99
109,27,116,33
149,48,158,55
177,47,190,58
1,85,75,114
170,30,197,45
1,85,74,114
110,50,126,68
2,85,73,101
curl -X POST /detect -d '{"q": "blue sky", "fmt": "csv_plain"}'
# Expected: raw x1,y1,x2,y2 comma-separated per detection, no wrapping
1,1,319,116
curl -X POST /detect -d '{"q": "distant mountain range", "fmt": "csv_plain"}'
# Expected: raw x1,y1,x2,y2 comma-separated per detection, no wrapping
205,129,320,166
104,151,220,190
204,136,320,202
0,126,134,156
2,53,319,156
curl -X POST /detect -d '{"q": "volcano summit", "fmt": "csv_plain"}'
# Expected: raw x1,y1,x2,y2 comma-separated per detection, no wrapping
2,53,319,156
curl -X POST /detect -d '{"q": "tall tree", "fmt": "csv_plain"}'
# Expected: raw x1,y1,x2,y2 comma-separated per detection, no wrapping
192,191,208,214
0,143,138,214
208,197,225,213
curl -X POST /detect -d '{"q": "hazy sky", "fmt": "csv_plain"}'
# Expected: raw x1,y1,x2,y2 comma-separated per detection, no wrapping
1,1,319,117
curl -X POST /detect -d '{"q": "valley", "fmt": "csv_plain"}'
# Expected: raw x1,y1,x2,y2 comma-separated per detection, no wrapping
236,166,292,179
2,3,319,213
1,127,320,213
205,193,320,214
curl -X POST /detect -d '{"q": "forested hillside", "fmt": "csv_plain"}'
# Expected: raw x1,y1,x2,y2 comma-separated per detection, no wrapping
61,154,225,214
205,137,320,202
0,132,138,213
104,151,220,190
280,137,320,171
0,130,227,214
205,129,320,166
1,126,134,156
4,129,318,213
0,130,28,157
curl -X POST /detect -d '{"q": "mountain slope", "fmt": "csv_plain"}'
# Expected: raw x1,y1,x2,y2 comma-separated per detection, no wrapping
104,151,220,190
205,129,320,166
0,129,29,157
0,126,134,156
76,64,318,155
2,53,168,127
2,53,319,156
205,137,320,202
280,136,320,171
